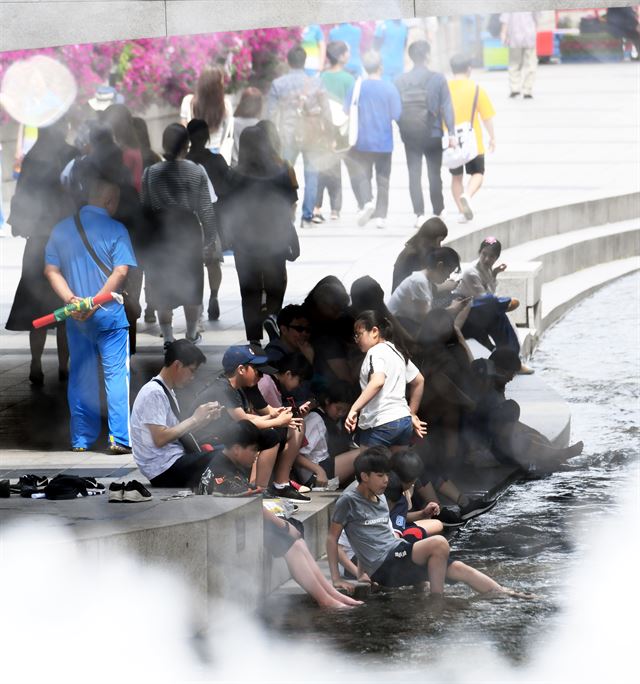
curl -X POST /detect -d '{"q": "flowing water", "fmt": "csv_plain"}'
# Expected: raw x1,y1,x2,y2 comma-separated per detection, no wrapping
261,272,640,667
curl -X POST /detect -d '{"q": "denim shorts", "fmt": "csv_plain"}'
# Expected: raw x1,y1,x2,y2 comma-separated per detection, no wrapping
358,415,413,447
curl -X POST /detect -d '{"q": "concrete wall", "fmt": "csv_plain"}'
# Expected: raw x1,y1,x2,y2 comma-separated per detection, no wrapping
1,0,636,51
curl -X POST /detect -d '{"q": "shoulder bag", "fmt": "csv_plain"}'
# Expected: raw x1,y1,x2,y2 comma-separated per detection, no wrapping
442,85,480,170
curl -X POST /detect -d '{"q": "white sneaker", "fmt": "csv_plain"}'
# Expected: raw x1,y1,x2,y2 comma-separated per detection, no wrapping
357,201,375,227
414,214,427,229
459,194,474,220
375,217,386,229
456,213,469,224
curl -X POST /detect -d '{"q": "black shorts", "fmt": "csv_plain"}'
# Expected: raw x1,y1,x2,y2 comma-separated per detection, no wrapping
450,154,485,176
260,426,287,451
263,519,295,558
371,541,429,587
317,457,336,479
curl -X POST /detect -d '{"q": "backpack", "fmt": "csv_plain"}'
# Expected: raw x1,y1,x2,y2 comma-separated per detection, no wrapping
397,71,436,143
287,79,331,149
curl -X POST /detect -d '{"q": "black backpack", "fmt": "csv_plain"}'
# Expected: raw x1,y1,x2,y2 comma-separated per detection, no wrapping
397,71,436,143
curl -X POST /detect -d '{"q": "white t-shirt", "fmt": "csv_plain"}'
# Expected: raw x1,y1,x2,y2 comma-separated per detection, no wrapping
387,270,433,326
358,341,419,429
131,377,184,480
180,93,232,151
299,411,329,464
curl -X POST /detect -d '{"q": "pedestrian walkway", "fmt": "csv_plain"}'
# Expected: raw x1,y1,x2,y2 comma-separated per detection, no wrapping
0,61,638,459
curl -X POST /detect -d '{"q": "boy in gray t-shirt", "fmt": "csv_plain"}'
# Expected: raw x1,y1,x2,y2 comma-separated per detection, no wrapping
328,446,515,595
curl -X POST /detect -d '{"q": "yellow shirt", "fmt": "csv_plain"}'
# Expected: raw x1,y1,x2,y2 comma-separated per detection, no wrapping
448,78,495,155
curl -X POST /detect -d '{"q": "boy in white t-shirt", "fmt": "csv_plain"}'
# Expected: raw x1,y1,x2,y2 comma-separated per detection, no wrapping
345,310,427,449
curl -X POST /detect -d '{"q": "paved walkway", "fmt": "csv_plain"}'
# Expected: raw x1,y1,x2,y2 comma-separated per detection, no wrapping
0,61,638,463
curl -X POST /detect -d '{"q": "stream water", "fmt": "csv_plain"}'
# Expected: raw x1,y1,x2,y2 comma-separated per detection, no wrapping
261,272,640,667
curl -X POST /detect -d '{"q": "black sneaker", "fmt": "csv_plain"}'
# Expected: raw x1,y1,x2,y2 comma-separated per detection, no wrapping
81,477,106,494
263,314,279,342
436,506,464,527
12,474,48,496
268,484,311,503
0,479,10,498
108,482,125,502
460,496,498,521
123,480,152,503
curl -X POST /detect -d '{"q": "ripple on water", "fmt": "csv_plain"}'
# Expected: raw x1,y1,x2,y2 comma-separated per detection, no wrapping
261,273,640,666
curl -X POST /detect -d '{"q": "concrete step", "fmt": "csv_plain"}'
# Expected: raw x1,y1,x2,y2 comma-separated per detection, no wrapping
501,218,640,284
540,256,640,332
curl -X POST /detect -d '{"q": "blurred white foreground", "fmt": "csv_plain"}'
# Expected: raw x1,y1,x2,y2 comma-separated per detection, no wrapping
1,470,638,683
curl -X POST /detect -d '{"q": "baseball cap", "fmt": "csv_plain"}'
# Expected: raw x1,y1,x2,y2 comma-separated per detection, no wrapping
222,345,277,374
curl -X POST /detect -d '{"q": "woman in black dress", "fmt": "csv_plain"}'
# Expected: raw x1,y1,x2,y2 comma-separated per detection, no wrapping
221,124,298,345
6,119,76,385
141,123,217,346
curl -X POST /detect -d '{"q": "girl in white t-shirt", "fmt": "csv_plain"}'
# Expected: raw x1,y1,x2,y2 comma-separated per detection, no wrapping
345,310,427,449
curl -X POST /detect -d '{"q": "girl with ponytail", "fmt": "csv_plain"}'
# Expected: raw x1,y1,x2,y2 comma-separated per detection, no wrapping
346,310,427,449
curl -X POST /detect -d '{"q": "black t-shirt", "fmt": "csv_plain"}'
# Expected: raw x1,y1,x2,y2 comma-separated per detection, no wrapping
193,374,267,443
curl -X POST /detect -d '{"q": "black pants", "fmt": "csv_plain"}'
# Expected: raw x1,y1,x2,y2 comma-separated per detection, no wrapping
234,250,287,342
150,451,214,488
345,149,392,218
405,136,444,217
316,155,343,213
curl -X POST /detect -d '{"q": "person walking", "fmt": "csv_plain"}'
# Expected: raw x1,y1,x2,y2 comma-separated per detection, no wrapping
374,18,408,82
230,87,263,166
500,12,540,98
394,40,456,226
220,125,299,345
315,40,355,221
328,22,363,75
447,54,496,223
266,45,331,228
6,119,76,386
345,51,402,230
44,162,136,452
141,123,219,346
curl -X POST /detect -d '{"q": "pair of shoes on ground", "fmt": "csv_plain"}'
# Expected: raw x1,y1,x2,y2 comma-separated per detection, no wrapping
2,474,49,498
266,482,311,503
109,480,152,503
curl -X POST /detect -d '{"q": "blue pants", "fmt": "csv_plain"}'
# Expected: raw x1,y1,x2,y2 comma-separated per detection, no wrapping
66,321,130,449
282,142,318,221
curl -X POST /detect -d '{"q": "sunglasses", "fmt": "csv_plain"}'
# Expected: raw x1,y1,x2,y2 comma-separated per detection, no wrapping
288,324,311,333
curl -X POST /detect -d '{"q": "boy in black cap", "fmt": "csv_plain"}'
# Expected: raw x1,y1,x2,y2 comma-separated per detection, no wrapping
194,344,310,502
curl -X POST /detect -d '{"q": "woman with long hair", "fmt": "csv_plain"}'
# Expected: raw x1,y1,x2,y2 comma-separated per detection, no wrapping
220,124,298,345
180,67,232,156
392,216,449,292
141,123,218,346
5,118,76,385
231,87,264,166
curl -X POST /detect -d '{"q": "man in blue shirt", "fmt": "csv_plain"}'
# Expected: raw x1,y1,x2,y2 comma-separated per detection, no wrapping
266,45,331,228
394,40,456,225
329,22,363,75
374,19,408,81
344,51,402,229
45,166,137,453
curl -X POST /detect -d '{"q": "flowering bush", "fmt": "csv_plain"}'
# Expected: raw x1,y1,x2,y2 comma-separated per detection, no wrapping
0,26,301,119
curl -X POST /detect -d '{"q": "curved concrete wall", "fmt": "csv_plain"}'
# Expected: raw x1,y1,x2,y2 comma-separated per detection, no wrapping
0,0,636,51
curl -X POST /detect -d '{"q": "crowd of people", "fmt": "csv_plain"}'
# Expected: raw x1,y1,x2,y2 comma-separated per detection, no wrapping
4,32,587,600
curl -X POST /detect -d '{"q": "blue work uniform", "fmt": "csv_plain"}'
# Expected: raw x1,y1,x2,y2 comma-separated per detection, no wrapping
45,205,137,449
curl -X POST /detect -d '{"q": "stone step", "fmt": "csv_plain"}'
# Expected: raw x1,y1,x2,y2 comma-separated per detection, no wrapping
501,218,640,284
